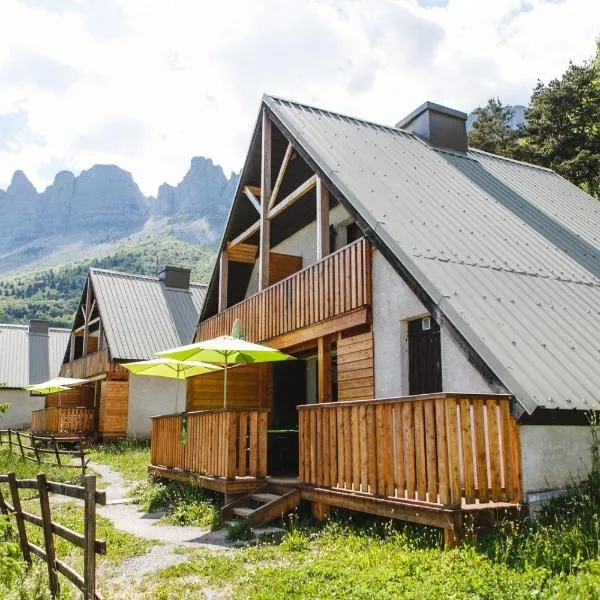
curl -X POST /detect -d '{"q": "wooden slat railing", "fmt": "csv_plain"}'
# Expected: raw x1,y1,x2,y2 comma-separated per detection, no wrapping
59,348,127,379
299,393,521,508
197,237,372,342
32,407,94,435
150,409,268,479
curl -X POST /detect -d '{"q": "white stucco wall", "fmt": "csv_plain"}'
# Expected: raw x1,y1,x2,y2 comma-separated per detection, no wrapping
372,249,495,398
245,203,351,298
127,375,185,437
0,389,43,428
520,425,593,495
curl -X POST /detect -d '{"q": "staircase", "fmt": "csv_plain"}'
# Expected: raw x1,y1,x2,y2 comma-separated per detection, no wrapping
221,484,301,527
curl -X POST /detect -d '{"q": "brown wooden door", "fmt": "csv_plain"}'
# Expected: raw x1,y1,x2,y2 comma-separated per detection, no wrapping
408,316,442,395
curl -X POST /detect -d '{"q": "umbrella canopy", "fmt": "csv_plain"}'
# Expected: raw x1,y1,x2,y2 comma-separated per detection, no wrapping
156,336,295,408
25,377,87,394
121,358,222,412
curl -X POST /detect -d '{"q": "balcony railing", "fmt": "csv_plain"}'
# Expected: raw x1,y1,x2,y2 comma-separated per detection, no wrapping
32,407,94,435
299,393,521,508
59,348,127,379
197,237,372,343
151,409,269,480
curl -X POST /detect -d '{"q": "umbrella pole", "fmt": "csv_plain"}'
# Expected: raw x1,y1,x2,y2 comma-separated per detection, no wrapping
175,378,180,413
223,354,228,409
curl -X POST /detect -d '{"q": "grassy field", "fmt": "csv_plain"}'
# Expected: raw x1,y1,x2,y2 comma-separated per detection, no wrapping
86,437,151,484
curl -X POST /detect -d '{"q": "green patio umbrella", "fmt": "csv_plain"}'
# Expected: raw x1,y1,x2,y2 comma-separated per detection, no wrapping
156,334,295,408
121,358,222,412
25,377,88,405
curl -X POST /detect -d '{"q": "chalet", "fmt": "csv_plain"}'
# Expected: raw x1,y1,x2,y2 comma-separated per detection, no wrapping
0,320,70,428
149,96,600,542
32,266,206,440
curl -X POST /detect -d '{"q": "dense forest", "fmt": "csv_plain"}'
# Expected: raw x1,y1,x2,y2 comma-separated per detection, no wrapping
0,235,217,327
469,42,600,201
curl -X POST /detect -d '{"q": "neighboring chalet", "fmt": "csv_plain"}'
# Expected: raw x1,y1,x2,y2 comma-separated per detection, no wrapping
0,320,70,427
149,96,600,543
32,266,206,440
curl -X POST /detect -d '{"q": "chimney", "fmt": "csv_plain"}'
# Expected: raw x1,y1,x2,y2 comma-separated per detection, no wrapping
158,266,191,290
28,320,49,384
396,101,468,153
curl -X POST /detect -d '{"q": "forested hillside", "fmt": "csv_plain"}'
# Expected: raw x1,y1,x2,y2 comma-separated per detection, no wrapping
0,235,217,327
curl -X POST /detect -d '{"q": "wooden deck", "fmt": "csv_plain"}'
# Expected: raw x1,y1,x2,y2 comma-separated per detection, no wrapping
59,348,128,379
31,407,94,436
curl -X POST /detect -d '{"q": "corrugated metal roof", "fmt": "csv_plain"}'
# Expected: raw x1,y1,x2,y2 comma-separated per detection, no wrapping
0,324,70,388
265,95,600,414
89,269,206,360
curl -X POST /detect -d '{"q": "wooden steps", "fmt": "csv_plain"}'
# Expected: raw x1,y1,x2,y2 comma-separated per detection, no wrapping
222,484,301,527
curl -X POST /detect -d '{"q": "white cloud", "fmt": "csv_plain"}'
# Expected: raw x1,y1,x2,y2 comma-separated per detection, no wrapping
0,0,598,195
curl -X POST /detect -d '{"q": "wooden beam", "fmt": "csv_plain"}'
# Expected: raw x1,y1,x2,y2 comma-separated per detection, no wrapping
226,242,258,264
269,142,293,210
229,220,260,248
82,282,91,358
259,111,271,291
268,175,316,220
247,185,261,197
218,250,228,313
316,176,330,261
243,186,261,213
318,335,332,404
69,332,75,363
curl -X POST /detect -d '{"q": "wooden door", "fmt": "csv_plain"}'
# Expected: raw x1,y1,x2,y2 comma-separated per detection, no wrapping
408,316,442,395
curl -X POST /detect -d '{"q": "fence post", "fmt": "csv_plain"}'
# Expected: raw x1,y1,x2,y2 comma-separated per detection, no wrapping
0,486,8,515
79,436,86,474
31,432,41,464
16,431,26,460
37,473,60,597
83,474,96,600
7,473,31,564
8,428,12,453
52,435,62,466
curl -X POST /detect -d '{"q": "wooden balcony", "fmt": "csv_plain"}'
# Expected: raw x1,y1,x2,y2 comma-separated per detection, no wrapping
197,238,372,343
32,407,94,436
299,393,521,509
149,408,269,496
59,348,127,379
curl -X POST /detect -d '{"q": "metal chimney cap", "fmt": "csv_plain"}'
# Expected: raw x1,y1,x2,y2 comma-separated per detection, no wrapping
29,319,49,335
396,101,467,130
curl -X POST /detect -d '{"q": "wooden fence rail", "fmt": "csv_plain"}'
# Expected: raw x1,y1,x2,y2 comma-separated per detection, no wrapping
151,408,268,479
299,393,521,508
0,472,107,599
0,429,88,472
197,237,372,343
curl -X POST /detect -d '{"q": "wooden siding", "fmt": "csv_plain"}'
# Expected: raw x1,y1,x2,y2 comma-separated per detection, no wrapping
44,388,84,409
151,409,268,479
98,380,128,439
197,238,371,343
32,407,94,434
299,393,521,507
59,348,127,379
337,328,374,401
268,252,302,285
187,364,273,413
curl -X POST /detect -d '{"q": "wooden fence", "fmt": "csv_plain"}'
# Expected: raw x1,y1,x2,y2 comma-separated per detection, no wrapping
0,472,106,599
0,429,88,472
299,393,521,508
151,408,268,479
32,407,94,435
197,237,372,343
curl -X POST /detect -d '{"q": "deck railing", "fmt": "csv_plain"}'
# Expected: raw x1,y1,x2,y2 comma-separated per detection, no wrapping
59,348,127,379
32,407,94,435
197,237,372,342
299,393,521,507
150,409,269,479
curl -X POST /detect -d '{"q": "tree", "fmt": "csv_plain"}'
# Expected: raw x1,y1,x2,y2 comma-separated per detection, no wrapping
468,98,521,158
522,42,600,199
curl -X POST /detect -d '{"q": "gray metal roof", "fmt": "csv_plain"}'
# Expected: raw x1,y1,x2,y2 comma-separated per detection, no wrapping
265,95,600,414
0,324,70,388
89,268,206,361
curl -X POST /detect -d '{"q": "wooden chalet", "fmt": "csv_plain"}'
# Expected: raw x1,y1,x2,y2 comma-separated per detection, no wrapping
149,97,600,542
32,266,206,440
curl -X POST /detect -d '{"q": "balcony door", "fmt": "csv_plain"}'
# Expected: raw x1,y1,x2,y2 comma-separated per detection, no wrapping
408,316,442,395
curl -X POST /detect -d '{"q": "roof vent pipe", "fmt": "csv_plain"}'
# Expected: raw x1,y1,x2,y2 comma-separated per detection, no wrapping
396,101,468,153
158,266,191,290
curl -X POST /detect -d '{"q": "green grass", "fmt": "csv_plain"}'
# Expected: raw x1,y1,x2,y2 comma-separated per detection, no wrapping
87,437,151,485
132,477,222,529
0,448,81,485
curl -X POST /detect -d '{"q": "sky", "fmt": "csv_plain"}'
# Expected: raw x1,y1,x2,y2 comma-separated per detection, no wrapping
0,0,599,196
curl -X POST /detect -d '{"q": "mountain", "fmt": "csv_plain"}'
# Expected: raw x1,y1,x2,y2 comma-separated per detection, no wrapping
0,157,238,275
466,104,526,131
